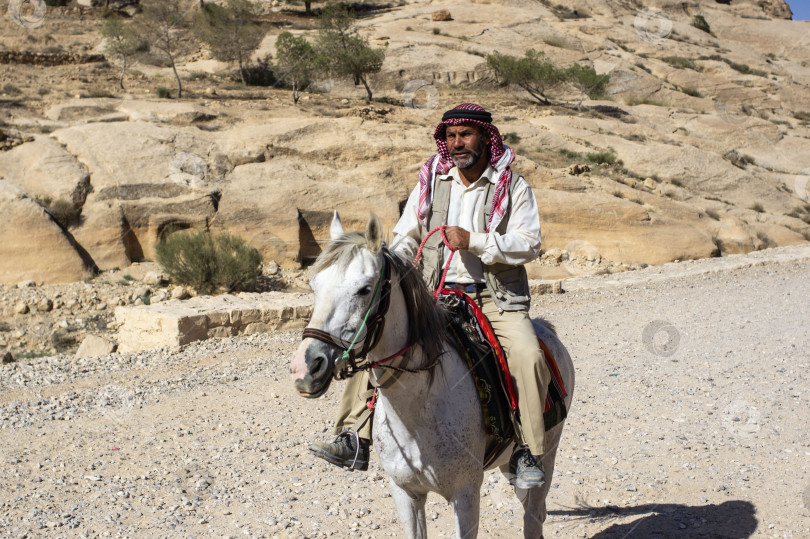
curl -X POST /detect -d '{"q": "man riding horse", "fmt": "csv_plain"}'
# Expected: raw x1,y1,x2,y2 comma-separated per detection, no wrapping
310,103,551,490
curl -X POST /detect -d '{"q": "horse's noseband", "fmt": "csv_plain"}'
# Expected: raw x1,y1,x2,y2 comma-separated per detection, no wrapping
301,256,392,380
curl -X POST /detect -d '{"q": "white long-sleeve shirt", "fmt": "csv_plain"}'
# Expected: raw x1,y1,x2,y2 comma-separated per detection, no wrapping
392,165,542,284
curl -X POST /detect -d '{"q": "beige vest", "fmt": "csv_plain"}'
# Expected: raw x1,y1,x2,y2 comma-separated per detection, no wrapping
418,171,531,312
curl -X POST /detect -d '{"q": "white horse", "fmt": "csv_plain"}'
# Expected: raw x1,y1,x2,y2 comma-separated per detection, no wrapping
291,214,575,539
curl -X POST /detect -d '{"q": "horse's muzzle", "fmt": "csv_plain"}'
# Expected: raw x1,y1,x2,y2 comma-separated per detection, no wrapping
292,339,339,398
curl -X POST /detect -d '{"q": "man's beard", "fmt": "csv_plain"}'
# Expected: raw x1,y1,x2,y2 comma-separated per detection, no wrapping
451,139,486,170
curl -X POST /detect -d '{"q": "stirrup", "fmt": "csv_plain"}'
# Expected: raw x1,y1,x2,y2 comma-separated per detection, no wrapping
338,428,364,471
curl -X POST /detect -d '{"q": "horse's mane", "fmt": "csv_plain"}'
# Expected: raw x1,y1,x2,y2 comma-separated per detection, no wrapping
310,232,447,363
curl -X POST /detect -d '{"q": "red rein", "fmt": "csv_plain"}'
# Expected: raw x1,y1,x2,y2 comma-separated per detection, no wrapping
414,226,457,300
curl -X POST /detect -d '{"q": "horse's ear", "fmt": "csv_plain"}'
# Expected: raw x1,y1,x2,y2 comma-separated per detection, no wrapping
330,211,344,240
365,213,383,252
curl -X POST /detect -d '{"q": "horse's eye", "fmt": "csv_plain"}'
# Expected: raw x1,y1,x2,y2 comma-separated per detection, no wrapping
357,285,372,297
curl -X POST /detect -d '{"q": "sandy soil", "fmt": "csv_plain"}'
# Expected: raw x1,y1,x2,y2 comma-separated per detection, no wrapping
1,250,809,538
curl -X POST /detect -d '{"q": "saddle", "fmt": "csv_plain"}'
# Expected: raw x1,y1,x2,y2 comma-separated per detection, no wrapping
438,288,568,468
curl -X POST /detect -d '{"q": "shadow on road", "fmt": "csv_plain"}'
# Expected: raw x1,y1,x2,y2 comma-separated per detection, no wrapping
549,500,757,538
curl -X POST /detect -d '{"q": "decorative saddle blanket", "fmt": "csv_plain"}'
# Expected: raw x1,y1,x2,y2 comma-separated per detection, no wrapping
438,288,568,468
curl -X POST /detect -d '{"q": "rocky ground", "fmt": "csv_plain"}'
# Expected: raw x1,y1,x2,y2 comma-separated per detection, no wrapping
1,248,808,538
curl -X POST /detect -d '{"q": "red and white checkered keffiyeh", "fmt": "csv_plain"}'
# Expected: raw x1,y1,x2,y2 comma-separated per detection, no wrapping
417,103,515,233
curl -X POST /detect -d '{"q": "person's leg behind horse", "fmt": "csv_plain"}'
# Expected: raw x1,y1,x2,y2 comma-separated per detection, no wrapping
479,292,551,487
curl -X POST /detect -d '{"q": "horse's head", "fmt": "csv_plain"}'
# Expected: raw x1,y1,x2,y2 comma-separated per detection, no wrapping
291,212,386,398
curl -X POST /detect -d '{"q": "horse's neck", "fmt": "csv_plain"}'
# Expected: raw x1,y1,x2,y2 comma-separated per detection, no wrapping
366,278,441,392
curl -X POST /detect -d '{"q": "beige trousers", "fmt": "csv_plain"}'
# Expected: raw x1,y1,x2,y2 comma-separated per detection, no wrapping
332,290,551,456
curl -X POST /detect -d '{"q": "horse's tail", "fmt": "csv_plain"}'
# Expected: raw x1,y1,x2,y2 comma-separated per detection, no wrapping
534,317,557,337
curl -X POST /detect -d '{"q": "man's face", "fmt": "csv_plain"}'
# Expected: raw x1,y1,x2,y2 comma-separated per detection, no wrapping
445,124,489,170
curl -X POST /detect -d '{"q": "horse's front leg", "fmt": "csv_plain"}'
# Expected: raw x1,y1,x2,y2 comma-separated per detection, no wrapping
450,483,481,538
389,481,427,539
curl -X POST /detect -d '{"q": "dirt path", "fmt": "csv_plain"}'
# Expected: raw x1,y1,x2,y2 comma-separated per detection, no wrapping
1,250,809,538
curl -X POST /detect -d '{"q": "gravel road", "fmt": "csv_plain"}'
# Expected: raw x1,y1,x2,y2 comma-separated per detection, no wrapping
1,250,809,538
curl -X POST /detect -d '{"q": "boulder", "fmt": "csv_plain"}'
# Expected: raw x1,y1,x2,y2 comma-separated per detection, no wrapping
0,181,90,284
144,271,165,286
171,286,190,300
37,298,54,312
431,9,452,21
0,135,90,208
75,335,117,358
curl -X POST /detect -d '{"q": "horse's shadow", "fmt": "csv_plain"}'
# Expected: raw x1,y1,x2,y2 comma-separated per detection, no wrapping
549,499,757,538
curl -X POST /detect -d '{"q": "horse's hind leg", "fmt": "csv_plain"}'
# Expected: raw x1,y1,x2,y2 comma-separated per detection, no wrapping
450,483,480,538
389,481,427,539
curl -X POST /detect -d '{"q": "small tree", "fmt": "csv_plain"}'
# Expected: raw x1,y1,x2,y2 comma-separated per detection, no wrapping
102,15,143,90
487,49,564,106
136,0,193,98
316,5,385,101
275,32,317,103
564,63,610,108
194,0,265,85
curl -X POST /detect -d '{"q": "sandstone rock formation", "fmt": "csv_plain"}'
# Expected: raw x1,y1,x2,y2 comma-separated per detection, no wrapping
0,181,91,284
0,0,807,284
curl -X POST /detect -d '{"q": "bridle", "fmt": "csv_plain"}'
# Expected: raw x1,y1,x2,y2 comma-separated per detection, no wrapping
301,252,416,380
301,225,456,381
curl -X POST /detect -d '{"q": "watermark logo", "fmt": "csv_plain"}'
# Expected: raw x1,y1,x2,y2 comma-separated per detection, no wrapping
642,320,680,357
94,384,138,427
633,8,672,44
714,101,749,126
794,168,810,203
487,470,532,517
8,0,46,29
401,79,439,111
168,152,208,186
722,400,761,438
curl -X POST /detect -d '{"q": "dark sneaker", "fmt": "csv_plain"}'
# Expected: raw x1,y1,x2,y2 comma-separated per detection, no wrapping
510,447,545,489
309,431,370,471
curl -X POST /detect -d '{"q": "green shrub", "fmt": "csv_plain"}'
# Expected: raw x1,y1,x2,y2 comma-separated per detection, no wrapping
155,86,172,98
502,132,521,144
155,229,263,295
50,329,76,353
558,148,582,160
680,85,702,97
750,202,765,213
662,56,701,71
432,27,441,35
692,15,711,34
586,151,617,165
725,60,767,77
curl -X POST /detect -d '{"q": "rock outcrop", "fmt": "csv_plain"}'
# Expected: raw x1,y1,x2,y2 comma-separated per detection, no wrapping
0,181,91,283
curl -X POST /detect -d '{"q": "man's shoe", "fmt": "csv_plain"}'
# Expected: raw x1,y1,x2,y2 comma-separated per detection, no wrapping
510,447,545,489
309,431,370,471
